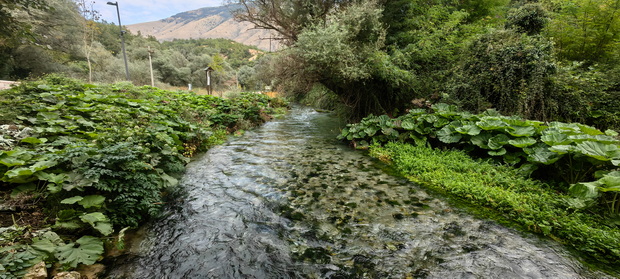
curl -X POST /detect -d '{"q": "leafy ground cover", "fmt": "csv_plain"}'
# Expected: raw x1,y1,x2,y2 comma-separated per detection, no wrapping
0,75,288,277
339,104,620,271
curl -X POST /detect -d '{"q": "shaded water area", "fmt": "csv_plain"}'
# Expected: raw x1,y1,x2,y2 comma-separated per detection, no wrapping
106,107,611,278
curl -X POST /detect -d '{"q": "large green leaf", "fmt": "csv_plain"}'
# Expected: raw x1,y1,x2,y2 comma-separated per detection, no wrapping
568,134,619,144
488,148,507,156
507,125,536,137
80,212,113,236
0,156,26,167
574,141,620,162
471,133,493,149
61,196,83,205
35,172,67,185
64,172,98,191
455,124,481,135
577,123,604,136
541,132,571,145
549,145,574,154
31,231,63,254
3,167,35,183
488,134,510,150
598,171,620,192
29,160,58,172
569,182,600,200
606,129,619,137
476,118,508,130
55,236,104,268
400,119,417,130
508,137,537,148
364,126,379,136
0,149,32,167
548,122,580,134
37,111,60,120
381,127,399,138
437,126,462,143
78,195,106,208
526,145,563,165
432,103,459,116
20,137,47,144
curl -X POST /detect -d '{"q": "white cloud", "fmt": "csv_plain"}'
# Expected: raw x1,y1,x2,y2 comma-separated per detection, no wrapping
94,0,225,25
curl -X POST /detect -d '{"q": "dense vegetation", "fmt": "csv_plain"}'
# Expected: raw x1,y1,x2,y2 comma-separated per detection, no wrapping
0,76,287,277
338,104,620,269
232,0,620,130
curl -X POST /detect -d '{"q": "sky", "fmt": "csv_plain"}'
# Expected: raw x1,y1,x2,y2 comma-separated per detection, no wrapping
92,0,224,25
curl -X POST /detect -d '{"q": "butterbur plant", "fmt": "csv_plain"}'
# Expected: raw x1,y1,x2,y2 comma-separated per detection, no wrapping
569,171,620,215
339,103,620,198
0,75,288,276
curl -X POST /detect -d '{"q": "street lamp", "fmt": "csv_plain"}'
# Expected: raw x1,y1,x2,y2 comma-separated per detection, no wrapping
107,1,130,81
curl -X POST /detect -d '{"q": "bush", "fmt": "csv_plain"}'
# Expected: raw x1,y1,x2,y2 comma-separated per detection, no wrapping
450,30,557,121
505,3,549,35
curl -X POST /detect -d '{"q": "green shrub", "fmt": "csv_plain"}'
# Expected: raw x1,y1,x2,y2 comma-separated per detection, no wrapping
450,30,557,121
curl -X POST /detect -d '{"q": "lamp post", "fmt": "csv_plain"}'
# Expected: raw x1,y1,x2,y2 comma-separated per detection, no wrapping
107,1,130,81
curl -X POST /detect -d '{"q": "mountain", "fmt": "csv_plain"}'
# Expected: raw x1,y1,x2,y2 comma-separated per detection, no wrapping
126,5,278,51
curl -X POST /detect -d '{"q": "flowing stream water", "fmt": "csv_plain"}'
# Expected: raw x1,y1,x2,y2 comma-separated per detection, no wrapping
105,107,612,279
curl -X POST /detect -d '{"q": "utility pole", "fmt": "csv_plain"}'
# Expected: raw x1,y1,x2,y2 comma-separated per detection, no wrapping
259,34,283,52
107,2,130,81
147,46,155,87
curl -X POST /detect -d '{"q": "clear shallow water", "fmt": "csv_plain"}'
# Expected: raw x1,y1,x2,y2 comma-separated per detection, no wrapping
105,107,612,279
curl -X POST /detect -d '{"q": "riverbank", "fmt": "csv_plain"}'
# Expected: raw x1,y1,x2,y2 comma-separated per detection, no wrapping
0,75,288,278
369,142,620,276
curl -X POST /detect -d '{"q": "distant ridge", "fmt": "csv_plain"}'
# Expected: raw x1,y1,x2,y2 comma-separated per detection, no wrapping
127,5,277,51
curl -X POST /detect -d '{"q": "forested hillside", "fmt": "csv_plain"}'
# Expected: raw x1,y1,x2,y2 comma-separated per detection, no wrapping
0,0,268,92
126,5,275,50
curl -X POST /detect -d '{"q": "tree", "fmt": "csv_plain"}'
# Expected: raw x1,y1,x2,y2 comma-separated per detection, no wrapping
76,0,101,82
544,0,620,62
1,0,83,79
451,30,557,120
292,1,417,119
230,0,355,45
0,0,47,47
505,3,549,35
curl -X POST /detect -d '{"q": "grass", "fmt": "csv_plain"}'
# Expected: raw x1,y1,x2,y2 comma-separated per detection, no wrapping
369,142,620,273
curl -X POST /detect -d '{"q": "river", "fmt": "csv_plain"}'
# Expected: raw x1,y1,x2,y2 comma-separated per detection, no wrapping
105,107,611,278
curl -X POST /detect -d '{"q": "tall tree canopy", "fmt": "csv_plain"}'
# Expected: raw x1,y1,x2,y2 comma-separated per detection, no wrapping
230,0,356,44
0,0,48,47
